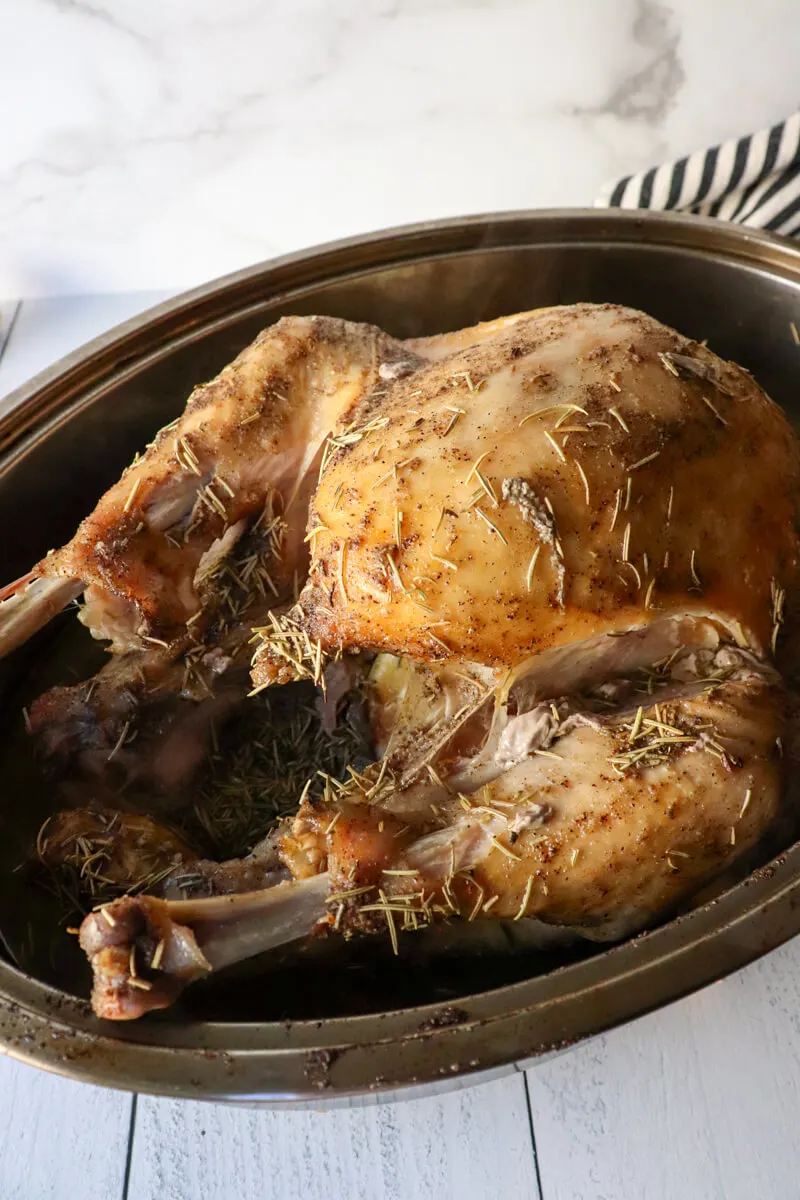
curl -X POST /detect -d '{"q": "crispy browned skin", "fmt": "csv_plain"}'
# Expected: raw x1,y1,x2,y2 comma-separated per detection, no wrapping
271,304,799,678
37,316,413,653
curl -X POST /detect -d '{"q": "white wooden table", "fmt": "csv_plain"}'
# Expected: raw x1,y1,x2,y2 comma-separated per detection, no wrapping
2,295,800,1200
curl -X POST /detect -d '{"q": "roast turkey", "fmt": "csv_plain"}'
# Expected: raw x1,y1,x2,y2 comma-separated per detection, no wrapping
2,303,797,1020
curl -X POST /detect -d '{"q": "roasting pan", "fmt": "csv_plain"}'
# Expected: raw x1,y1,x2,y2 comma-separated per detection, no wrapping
1,209,800,1104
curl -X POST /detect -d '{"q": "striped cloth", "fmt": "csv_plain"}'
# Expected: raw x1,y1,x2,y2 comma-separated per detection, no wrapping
596,112,800,237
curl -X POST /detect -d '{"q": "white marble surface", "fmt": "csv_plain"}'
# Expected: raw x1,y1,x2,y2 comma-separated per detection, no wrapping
2,0,799,299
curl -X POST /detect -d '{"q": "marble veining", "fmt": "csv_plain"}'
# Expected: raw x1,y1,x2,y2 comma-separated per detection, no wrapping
1,0,798,297
573,0,684,127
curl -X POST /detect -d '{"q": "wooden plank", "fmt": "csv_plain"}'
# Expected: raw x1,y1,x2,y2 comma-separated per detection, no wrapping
129,1074,540,1200
527,934,800,1200
0,1031,133,1200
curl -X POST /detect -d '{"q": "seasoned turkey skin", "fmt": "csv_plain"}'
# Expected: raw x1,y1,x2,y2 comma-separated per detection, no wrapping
273,303,799,679
280,647,785,938
32,316,415,653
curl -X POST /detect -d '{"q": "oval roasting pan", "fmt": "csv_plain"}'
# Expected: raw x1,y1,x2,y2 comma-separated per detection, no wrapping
1,210,800,1103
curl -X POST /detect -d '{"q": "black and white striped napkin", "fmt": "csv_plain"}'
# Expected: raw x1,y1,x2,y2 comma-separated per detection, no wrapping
596,112,800,237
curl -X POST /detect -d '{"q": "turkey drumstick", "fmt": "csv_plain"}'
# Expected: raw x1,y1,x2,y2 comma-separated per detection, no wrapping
79,875,329,1020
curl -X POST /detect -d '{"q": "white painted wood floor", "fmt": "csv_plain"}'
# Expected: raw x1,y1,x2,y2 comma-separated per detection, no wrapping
2,295,800,1200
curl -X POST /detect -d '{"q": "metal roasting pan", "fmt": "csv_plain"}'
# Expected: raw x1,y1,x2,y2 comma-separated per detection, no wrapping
2,209,800,1105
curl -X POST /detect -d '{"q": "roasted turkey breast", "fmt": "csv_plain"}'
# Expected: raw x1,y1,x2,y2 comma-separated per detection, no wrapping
256,303,799,685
